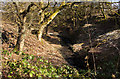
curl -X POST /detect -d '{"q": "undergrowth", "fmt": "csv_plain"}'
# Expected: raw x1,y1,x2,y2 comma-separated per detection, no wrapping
2,50,91,78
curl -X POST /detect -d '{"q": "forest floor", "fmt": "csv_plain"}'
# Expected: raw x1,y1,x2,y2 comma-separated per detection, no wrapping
2,17,120,78
2,22,73,66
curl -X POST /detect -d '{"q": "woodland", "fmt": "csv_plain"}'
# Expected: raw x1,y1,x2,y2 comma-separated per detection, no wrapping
1,1,120,79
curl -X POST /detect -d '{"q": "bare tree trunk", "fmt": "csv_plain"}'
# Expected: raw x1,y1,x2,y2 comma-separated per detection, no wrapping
12,2,36,54
37,25,46,41
15,25,26,54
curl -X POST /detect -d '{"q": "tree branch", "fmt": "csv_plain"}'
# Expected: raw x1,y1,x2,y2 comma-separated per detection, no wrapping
13,2,21,22
20,3,35,18
41,1,50,11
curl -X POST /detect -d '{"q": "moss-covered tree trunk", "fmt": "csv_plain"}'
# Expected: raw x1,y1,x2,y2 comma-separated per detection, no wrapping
37,2,68,41
37,9,61,41
14,16,27,54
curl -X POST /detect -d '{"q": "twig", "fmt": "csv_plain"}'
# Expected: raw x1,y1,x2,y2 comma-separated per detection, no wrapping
85,7,97,77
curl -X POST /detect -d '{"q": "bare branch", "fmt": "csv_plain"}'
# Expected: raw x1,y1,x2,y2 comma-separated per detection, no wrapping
41,1,50,11
20,3,35,18
13,2,21,22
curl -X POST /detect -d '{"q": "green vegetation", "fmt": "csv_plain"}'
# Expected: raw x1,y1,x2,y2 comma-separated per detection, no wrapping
2,50,92,78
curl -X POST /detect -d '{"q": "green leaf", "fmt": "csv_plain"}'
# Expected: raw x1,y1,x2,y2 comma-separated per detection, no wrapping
35,66,38,71
28,65,31,68
7,52,10,56
47,74,52,78
31,71,35,74
29,56,32,60
39,59,43,62
44,60,48,63
9,53,12,57
10,71,13,74
29,72,33,77
8,75,12,78
15,51,20,55
38,74,42,77
32,66,35,69
32,56,35,60
19,64,22,68
22,53,26,55
69,74,72,77
22,58,27,62
55,75,59,78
